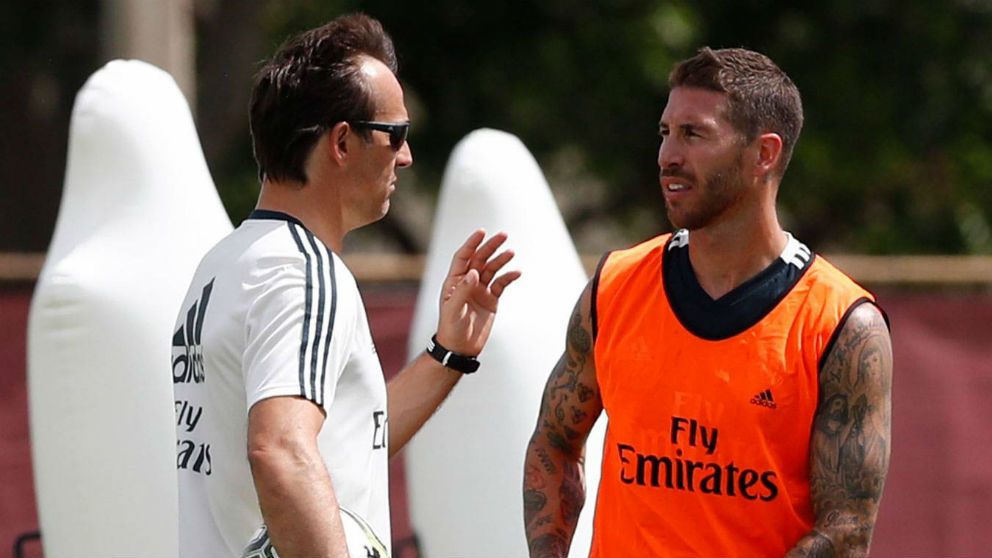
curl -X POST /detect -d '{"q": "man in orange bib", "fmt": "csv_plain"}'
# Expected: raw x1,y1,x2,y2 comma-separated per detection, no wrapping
523,47,892,557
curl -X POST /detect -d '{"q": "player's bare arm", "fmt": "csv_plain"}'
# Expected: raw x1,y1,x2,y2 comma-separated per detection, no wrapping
523,281,603,558
786,303,892,558
247,396,350,557
387,230,520,456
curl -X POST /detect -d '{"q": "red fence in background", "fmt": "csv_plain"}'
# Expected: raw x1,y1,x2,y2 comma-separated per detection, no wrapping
3,284,992,557
1,285,40,558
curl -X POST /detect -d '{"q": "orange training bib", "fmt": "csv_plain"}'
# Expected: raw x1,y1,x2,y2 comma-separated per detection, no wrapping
589,232,875,557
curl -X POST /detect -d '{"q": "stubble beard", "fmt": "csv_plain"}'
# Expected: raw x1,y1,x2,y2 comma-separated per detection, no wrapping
664,153,745,231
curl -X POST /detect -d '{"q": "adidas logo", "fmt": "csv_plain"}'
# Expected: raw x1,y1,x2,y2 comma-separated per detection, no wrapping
750,389,777,409
173,279,214,385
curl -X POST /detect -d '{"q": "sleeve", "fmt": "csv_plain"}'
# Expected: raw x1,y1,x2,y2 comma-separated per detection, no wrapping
242,235,352,411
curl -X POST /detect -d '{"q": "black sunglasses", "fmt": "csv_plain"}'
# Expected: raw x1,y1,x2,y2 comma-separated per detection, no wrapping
348,120,410,150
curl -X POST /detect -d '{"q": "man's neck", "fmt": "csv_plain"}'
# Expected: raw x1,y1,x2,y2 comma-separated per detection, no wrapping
685,207,787,300
256,179,345,253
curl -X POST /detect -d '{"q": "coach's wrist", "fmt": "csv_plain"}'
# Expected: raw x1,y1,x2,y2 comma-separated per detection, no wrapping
425,334,480,374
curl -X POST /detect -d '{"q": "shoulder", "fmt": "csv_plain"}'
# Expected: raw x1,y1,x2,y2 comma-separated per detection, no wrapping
228,221,352,286
804,253,874,300
225,223,360,312
819,300,892,393
793,251,882,326
816,292,889,377
608,232,673,263
194,219,308,276
596,232,672,285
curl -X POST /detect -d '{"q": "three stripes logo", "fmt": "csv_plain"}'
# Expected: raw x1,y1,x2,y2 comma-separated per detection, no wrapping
750,389,777,409
173,279,214,384
287,222,338,407
782,238,812,270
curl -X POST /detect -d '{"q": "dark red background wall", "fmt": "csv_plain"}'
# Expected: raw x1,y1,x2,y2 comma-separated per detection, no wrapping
3,284,991,557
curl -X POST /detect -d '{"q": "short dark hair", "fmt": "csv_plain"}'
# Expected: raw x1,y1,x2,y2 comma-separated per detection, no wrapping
249,13,398,183
669,47,803,176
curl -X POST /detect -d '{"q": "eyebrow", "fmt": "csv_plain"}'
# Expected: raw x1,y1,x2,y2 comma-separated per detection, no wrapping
658,122,708,134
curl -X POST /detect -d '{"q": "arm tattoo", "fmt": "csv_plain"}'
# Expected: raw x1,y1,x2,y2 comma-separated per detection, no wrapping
571,406,588,425
532,514,553,528
546,431,569,452
789,532,837,558
524,488,548,515
802,303,892,557
528,532,569,558
536,447,557,474
524,285,601,557
544,310,594,441
560,459,584,525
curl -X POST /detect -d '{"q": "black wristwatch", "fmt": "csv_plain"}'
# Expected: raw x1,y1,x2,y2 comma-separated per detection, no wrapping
426,334,480,374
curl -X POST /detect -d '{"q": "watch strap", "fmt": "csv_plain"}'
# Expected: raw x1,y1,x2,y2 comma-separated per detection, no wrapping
426,334,480,374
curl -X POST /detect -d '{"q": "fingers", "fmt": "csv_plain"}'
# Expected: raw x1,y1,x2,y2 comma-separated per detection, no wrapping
479,249,515,285
447,229,486,277
446,230,512,288
490,270,522,298
466,233,508,281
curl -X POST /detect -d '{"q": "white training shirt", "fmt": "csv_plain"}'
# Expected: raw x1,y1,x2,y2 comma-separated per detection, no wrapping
172,210,390,557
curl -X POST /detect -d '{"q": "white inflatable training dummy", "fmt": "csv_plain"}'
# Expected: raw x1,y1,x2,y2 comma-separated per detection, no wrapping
406,129,606,557
28,59,232,557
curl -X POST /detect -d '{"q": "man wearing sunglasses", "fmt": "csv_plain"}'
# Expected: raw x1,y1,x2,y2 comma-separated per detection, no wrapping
172,13,520,558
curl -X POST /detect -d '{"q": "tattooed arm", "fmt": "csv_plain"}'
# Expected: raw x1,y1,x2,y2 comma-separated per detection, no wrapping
786,303,892,558
523,281,603,558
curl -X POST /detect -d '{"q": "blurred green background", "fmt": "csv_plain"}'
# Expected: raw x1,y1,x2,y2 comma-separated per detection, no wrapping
3,0,991,256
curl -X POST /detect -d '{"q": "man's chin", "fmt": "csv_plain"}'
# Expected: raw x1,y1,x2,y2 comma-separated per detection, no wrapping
348,207,390,233
665,206,712,232
665,207,688,231
370,199,391,221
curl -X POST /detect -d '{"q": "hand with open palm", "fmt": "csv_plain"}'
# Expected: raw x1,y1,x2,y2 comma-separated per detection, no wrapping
435,230,521,357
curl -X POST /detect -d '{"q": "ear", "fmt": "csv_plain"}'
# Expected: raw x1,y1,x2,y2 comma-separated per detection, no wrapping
754,132,783,179
327,121,351,165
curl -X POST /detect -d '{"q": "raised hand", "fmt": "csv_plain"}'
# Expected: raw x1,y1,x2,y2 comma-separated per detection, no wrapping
436,230,521,357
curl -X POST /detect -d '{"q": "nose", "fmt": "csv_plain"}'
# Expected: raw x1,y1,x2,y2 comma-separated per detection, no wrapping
396,140,413,168
657,136,682,170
